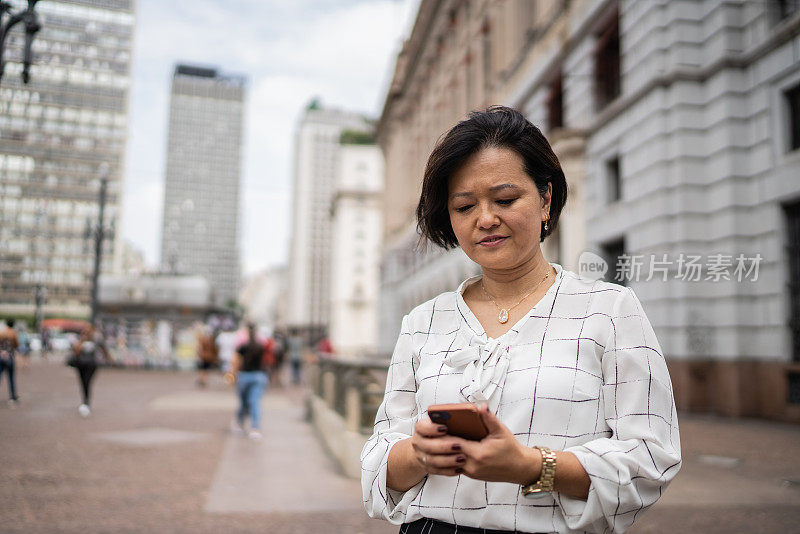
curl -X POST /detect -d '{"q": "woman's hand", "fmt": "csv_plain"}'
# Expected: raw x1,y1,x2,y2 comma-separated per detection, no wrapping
410,418,466,476
454,404,541,485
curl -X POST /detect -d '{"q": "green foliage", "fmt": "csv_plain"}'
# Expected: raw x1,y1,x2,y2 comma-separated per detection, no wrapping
339,129,376,145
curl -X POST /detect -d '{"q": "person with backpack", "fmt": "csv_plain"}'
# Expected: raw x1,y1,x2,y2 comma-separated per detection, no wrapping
0,318,20,406
68,327,110,417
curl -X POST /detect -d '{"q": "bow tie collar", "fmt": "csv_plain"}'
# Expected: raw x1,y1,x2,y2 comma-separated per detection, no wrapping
443,335,510,411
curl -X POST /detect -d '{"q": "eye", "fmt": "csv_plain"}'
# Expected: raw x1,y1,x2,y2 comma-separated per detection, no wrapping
454,204,474,213
496,198,517,206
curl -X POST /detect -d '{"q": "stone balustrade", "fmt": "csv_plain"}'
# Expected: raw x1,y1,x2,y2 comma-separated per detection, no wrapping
307,356,389,478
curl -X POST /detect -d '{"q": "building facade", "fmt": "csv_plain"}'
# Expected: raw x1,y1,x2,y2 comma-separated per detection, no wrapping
0,0,135,318
378,0,800,421
160,64,246,307
526,0,800,421
329,140,384,356
377,0,568,353
286,102,372,339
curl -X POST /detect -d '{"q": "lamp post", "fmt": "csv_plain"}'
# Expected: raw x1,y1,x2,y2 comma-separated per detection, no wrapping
0,0,41,85
89,164,110,326
34,283,45,331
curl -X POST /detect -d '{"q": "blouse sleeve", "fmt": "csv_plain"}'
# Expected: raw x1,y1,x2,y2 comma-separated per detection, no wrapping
555,286,682,533
361,314,423,524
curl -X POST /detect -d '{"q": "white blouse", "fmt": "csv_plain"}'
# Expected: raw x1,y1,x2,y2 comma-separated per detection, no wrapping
361,263,681,534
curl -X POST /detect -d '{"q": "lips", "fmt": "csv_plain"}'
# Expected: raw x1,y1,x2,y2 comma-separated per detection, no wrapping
477,235,508,246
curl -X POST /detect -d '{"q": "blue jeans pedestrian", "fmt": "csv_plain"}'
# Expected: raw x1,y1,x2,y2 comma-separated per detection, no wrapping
237,371,268,430
0,356,17,401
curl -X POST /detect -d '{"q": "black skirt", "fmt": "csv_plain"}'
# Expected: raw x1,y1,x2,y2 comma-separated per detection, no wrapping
400,518,544,534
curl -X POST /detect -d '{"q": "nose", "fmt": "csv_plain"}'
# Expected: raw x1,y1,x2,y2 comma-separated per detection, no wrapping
476,202,499,229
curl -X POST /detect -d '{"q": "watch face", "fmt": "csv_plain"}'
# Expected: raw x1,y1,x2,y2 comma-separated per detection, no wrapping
523,489,549,499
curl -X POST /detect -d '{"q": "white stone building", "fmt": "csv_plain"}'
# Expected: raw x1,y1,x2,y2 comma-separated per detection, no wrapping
329,142,384,356
511,0,800,420
286,102,373,339
238,266,287,331
378,0,800,421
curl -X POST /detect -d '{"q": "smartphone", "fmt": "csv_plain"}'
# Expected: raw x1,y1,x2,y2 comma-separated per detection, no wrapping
427,403,489,441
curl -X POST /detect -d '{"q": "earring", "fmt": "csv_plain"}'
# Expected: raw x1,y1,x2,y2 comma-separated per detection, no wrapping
543,218,549,232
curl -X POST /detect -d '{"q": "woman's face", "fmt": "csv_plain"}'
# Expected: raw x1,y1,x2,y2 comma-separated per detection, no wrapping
447,146,551,272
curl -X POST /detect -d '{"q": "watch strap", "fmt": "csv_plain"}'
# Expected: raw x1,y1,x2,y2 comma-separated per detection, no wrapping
521,446,556,498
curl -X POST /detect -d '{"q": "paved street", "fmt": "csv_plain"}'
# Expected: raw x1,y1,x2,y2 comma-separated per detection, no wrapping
1,359,799,533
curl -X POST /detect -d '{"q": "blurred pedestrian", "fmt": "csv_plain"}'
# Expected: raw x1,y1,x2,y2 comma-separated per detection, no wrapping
68,327,111,417
41,328,52,358
229,323,268,440
316,336,334,357
196,326,219,388
216,328,238,373
262,336,277,383
17,323,31,370
0,318,20,406
287,334,303,385
273,330,286,386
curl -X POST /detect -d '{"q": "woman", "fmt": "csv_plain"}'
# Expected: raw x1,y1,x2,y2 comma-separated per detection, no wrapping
0,318,20,405
361,107,681,534
196,326,219,388
229,323,268,440
69,327,110,418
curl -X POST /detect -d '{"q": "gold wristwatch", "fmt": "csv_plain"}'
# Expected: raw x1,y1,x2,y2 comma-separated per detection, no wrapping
521,446,556,498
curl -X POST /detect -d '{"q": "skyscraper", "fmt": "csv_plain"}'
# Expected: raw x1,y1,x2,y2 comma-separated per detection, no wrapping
0,0,135,318
286,102,372,337
160,64,245,307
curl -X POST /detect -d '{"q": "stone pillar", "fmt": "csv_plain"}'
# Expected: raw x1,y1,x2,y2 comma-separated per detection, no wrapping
345,387,361,432
322,370,336,408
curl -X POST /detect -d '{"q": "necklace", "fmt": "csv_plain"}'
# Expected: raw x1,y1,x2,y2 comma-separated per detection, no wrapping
481,268,551,324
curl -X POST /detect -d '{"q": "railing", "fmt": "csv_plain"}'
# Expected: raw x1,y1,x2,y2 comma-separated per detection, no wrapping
309,356,389,434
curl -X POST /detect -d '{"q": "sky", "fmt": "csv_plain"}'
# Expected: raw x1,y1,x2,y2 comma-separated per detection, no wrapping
122,0,419,276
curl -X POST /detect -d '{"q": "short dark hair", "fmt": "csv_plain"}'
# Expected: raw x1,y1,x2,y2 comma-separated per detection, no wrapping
416,106,568,249
5,318,14,328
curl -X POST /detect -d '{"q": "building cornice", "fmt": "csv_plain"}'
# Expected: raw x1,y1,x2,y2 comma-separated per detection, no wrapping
377,0,444,141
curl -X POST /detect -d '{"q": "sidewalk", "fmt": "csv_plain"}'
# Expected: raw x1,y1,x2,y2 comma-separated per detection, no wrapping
0,360,395,534
0,360,798,533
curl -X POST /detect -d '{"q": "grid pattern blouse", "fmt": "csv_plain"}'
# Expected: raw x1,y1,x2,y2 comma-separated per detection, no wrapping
361,263,681,534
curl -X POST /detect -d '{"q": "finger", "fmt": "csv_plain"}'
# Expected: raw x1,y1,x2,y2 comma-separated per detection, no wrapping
422,452,468,470
425,466,464,477
416,418,448,438
477,403,505,435
412,437,463,458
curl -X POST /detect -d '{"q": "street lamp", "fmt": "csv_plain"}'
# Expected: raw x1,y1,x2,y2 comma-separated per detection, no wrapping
89,163,110,326
34,283,46,331
0,0,41,85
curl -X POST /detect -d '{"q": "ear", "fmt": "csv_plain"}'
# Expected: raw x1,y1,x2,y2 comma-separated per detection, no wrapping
541,182,552,217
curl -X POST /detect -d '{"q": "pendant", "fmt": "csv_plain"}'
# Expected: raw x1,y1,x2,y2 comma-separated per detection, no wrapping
498,309,509,323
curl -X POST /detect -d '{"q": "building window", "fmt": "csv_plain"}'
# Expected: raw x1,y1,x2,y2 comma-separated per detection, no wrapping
786,84,800,152
785,200,800,362
547,70,564,131
602,237,626,286
775,0,800,21
594,11,621,111
606,156,621,203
